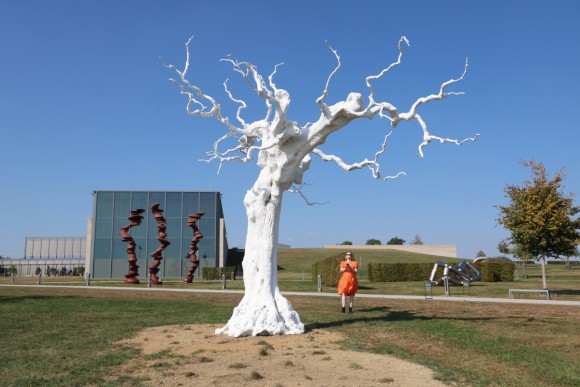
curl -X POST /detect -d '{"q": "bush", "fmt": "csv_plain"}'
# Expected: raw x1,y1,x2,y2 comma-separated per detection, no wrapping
202,266,237,280
368,261,515,282
312,253,346,287
368,263,433,282
474,261,515,282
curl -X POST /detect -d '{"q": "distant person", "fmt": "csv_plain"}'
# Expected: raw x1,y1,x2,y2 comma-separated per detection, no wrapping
338,251,358,313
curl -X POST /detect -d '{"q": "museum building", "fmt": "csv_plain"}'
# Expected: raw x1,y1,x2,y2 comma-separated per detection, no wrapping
88,190,228,280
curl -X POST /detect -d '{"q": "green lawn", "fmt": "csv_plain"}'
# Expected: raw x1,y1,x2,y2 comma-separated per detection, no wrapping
1,286,578,386
2,248,579,301
1,249,579,385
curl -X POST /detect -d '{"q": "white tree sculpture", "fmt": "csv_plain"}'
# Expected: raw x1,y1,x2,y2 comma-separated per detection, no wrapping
165,36,478,337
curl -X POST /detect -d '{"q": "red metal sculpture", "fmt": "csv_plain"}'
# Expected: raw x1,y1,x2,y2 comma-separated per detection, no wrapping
120,209,146,284
184,211,205,283
149,203,170,285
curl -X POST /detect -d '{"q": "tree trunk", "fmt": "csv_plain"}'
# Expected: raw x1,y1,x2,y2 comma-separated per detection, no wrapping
540,255,548,290
215,171,304,337
522,258,527,278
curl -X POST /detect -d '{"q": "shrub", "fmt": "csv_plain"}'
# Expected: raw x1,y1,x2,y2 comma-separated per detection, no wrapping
201,266,237,280
368,261,514,282
474,261,515,282
368,263,433,282
312,253,347,287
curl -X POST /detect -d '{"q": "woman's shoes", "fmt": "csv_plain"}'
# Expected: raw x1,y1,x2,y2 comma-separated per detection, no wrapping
341,307,346,313
349,307,353,313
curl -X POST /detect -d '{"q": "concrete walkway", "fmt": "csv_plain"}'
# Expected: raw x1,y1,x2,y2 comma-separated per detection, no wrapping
2,284,580,306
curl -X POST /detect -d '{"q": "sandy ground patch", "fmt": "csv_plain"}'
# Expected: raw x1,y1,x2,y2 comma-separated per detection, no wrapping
112,324,445,386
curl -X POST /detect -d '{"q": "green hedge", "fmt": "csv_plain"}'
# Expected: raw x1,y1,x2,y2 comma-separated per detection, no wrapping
474,261,515,282
312,253,348,287
202,266,237,280
548,260,579,265
368,263,435,282
367,261,515,282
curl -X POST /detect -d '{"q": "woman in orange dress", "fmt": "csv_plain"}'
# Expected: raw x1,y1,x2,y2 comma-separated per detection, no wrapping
338,252,358,313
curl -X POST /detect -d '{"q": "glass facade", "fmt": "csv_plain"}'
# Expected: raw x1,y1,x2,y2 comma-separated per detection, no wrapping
25,237,86,259
90,191,226,279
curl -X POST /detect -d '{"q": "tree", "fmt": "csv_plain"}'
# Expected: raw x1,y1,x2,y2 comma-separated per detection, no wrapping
386,237,405,245
498,239,529,278
366,239,382,245
410,234,423,245
476,250,486,258
166,37,477,337
496,161,580,289
338,241,353,245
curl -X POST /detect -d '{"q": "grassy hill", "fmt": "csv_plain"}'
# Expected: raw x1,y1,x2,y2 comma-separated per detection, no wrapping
277,247,462,278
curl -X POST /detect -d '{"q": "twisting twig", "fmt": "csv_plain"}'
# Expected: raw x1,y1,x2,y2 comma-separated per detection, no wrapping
316,41,341,117
288,183,331,206
366,36,410,105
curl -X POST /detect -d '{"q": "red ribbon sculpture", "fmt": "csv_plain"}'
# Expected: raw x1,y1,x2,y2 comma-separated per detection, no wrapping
149,203,170,285
184,212,205,283
121,209,146,284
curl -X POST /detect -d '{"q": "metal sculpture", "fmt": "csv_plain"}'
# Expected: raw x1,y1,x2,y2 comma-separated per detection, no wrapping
120,208,146,284
184,211,205,283
429,260,481,295
149,203,170,285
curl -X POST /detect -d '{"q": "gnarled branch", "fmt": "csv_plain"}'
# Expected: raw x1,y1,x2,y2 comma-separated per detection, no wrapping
311,132,405,181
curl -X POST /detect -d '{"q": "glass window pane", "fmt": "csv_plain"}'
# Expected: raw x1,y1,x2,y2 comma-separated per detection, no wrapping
149,192,165,209
148,214,160,238
198,218,216,238
200,192,216,218
132,238,147,260
165,192,182,218
129,216,147,238
25,238,33,258
183,192,199,216
114,218,129,237
112,238,127,260
94,238,111,259
114,192,131,217
164,238,181,260
79,238,87,258
49,238,58,258
32,238,42,258
198,238,216,259
131,192,148,212
95,217,113,238
181,238,192,260
96,192,114,218
65,238,74,258
166,217,182,238
40,238,49,258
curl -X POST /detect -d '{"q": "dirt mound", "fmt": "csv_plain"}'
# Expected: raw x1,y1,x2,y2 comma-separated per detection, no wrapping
113,324,444,386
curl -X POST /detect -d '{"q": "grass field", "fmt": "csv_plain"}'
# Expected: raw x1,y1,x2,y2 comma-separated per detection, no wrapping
3,248,578,301
1,249,579,386
1,287,579,386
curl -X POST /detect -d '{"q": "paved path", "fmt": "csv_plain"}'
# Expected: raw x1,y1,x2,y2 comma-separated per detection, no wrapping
2,284,580,306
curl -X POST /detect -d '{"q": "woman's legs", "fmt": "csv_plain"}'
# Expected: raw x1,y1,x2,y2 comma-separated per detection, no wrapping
349,294,355,312
341,293,346,312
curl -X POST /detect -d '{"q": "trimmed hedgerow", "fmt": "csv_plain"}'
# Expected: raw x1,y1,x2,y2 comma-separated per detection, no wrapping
202,266,237,280
367,261,514,282
367,263,434,282
473,261,515,282
312,253,348,287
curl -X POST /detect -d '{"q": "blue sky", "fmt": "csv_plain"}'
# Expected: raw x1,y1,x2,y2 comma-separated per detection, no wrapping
1,0,579,259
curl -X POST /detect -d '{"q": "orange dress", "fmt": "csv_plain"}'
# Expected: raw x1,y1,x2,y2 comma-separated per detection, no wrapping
338,260,359,295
